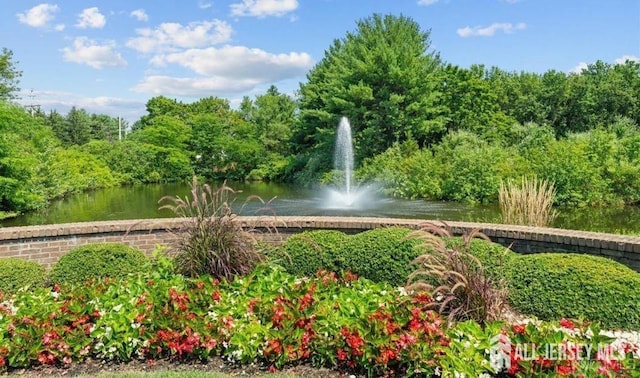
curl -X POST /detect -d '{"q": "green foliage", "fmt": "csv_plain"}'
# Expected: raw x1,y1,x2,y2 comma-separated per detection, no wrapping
0,48,21,101
295,13,445,181
37,148,120,199
268,230,348,277
0,258,45,294
340,227,422,287
48,243,148,287
272,227,421,287
506,253,640,330
0,103,58,213
159,177,263,280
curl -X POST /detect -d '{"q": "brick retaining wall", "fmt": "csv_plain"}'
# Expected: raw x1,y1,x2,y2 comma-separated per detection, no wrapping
1,216,639,271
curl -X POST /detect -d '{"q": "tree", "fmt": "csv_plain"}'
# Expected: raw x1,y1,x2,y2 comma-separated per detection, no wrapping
439,64,515,141
244,85,296,155
0,48,22,102
295,14,445,178
56,107,91,145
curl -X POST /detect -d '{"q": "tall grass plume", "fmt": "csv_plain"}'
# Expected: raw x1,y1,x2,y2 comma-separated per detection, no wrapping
499,176,557,227
159,176,268,280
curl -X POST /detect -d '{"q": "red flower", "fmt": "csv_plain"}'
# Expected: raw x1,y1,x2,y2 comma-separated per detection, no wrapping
559,318,575,330
299,292,314,311
413,293,431,304
37,352,56,365
376,347,398,365
396,333,416,349
557,363,575,375
343,271,358,282
264,338,283,356
512,324,526,334
212,290,221,302
337,348,348,361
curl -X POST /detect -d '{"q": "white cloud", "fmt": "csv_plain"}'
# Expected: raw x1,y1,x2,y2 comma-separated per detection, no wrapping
76,7,106,29
132,76,262,96
417,0,439,6
569,62,588,74
199,1,213,9
501,0,520,3
17,3,59,28
130,9,149,22
615,55,640,64
457,22,526,37
62,37,127,69
152,45,313,80
16,90,145,122
134,46,313,97
54,24,65,31
230,0,298,18
126,20,233,54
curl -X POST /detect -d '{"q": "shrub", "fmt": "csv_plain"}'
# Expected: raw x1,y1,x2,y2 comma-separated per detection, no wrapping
407,223,509,323
0,258,46,294
506,253,640,330
267,230,347,277
48,243,148,286
159,177,264,280
340,227,422,287
271,227,514,289
270,227,420,286
499,176,557,227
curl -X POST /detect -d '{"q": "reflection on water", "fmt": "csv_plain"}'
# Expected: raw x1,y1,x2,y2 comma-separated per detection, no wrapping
2,182,640,234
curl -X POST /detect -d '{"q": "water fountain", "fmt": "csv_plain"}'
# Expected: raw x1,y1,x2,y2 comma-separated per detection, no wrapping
321,117,377,210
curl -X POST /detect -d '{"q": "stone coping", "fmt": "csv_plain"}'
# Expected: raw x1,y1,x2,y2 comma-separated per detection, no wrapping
1,216,640,252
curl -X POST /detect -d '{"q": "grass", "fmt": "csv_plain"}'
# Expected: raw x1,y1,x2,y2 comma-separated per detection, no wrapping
499,176,557,227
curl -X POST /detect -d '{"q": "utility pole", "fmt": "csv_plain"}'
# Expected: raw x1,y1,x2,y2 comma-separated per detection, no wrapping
24,89,40,117
118,116,122,141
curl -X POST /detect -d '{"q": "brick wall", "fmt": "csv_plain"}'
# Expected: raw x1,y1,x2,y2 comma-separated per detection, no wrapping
1,216,639,271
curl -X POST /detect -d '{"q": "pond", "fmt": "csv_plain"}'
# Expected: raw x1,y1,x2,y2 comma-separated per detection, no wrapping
2,181,640,234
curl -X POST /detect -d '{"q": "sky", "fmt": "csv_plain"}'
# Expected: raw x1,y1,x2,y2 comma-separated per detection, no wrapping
1,0,639,123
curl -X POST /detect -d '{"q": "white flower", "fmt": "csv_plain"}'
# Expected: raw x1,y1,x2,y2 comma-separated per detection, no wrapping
112,304,123,312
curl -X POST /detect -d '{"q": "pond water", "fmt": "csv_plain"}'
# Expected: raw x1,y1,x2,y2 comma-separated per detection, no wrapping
2,182,640,234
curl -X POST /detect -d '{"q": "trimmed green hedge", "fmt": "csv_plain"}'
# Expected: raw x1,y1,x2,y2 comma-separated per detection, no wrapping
270,227,514,288
268,230,347,277
340,227,422,287
0,258,46,294
49,243,148,287
506,253,640,330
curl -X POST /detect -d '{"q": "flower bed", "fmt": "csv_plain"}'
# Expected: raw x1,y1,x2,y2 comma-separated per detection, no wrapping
0,264,638,377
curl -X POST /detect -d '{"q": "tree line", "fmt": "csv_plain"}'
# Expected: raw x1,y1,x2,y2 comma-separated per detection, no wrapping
1,14,640,218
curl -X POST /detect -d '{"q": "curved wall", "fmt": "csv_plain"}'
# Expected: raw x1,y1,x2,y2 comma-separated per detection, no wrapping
1,216,639,271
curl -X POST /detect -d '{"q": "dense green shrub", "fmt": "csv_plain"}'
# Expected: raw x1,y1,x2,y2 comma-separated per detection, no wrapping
271,227,420,286
0,258,46,294
340,227,422,287
48,243,148,286
268,230,348,277
271,227,515,288
506,253,640,330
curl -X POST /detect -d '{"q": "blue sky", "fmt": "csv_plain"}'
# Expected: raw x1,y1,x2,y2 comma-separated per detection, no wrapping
1,0,639,123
